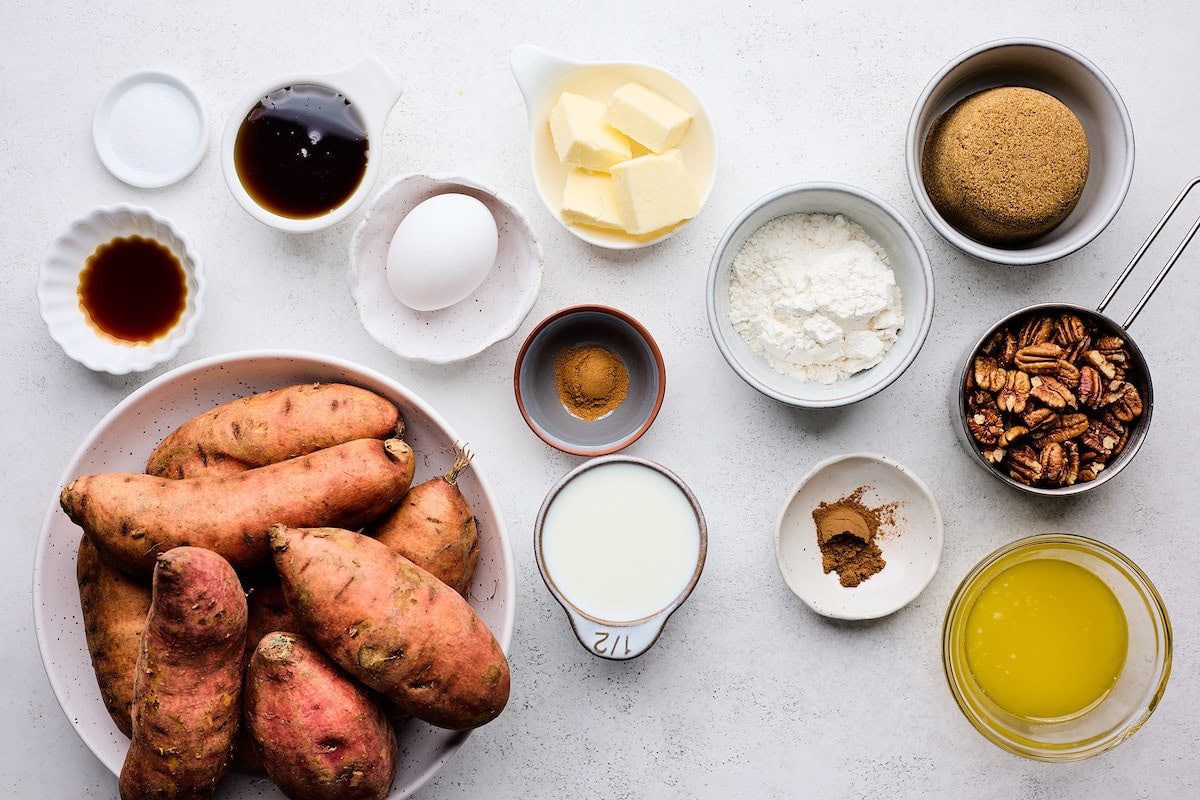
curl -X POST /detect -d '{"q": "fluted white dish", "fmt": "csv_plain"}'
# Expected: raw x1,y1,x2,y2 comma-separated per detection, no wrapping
36,204,204,374
349,173,543,364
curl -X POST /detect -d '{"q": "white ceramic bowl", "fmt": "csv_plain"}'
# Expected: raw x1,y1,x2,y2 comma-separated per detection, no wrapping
511,44,717,250
36,204,205,375
707,183,934,407
32,350,516,800
775,453,943,620
906,38,1134,265
221,55,402,233
92,70,208,189
349,173,543,363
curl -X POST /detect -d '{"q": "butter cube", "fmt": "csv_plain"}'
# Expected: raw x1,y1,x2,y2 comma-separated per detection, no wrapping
561,169,623,230
610,149,699,235
606,82,693,153
548,93,631,172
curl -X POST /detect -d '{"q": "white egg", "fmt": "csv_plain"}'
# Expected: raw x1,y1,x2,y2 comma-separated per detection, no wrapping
386,193,499,311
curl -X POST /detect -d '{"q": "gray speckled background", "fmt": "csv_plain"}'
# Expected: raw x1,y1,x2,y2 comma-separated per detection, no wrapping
3,0,1198,797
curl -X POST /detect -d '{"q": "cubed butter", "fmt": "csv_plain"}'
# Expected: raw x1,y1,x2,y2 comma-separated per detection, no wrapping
606,82,693,153
548,92,631,172
561,169,623,230
610,149,699,235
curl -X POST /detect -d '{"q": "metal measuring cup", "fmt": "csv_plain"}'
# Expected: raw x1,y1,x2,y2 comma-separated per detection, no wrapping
955,177,1200,495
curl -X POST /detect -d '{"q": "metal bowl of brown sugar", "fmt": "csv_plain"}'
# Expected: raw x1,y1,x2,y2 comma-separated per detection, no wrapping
514,305,666,456
955,179,1200,494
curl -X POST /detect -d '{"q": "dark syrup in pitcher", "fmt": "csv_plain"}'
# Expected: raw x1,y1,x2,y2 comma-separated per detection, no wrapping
233,84,369,219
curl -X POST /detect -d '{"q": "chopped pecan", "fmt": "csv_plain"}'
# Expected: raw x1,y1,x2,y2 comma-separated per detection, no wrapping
997,371,1031,413
1007,445,1044,485
1095,336,1129,365
981,447,1007,464
1018,316,1055,348
1077,365,1104,408
1053,314,1087,345
1085,350,1118,379
1082,419,1122,459
968,389,996,410
1038,413,1090,444
973,356,1007,392
1079,461,1106,482
1029,375,1077,410
1015,343,1066,374
968,409,1005,445
982,329,1018,366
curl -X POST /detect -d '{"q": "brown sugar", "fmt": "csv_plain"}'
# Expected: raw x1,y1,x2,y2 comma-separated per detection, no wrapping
921,86,1090,245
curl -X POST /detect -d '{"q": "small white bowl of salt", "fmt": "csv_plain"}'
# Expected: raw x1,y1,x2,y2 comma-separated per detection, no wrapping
92,70,208,189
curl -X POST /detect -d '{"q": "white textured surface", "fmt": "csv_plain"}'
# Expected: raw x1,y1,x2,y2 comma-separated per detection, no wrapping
3,1,1199,798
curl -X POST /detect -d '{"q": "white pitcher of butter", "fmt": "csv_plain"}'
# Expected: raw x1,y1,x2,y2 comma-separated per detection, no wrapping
535,456,707,660
510,44,717,250
221,54,402,233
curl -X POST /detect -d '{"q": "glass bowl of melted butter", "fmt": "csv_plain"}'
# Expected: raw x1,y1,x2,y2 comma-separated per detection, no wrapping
943,534,1171,761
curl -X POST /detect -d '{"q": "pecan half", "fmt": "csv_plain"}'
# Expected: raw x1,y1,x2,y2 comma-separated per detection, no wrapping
982,329,1018,366
999,425,1030,447
1029,375,1077,410
1015,343,1066,374
1061,441,1081,486
973,356,1007,393
1038,413,1089,444
1040,442,1067,485
1022,406,1060,433
1007,445,1044,485
968,409,1005,445
1077,365,1104,408
1082,419,1123,460
1104,382,1144,422
1018,316,1054,348
1079,461,1106,482
1053,314,1087,345
997,371,1031,413
1056,359,1081,387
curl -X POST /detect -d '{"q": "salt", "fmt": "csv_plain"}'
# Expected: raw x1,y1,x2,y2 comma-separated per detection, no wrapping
106,80,202,178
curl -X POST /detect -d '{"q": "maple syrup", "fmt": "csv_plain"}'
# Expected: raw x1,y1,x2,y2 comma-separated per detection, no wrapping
233,83,369,219
78,236,187,344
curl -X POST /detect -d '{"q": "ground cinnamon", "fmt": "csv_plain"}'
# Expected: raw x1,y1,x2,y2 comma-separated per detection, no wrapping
812,487,896,588
553,345,629,421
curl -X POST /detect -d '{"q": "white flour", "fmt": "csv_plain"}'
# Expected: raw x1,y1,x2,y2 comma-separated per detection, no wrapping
729,212,903,384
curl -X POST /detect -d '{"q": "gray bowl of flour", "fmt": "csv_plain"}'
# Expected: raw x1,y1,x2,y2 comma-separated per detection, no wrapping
706,182,934,408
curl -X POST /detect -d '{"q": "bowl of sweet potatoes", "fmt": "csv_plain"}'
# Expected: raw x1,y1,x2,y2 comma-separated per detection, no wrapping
33,350,516,799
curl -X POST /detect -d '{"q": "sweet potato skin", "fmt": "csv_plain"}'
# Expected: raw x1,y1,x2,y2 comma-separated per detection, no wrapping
61,438,415,577
269,525,509,730
146,383,401,479
245,633,398,800
232,573,304,774
76,536,151,737
119,547,248,800
368,474,479,596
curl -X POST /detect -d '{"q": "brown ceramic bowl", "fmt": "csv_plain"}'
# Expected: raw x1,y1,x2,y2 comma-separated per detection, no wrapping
514,305,666,456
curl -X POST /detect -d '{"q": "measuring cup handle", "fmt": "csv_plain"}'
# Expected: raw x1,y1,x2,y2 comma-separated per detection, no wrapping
1098,176,1200,329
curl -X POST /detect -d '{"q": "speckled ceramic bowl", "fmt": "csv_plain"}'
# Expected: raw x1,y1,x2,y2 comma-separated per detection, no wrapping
36,204,205,375
349,173,543,364
514,305,665,456
775,453,943,619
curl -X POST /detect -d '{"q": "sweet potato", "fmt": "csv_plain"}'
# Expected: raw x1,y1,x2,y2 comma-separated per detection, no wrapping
232,572,304,774
146,383,401,479
119,547,247,800
245,633,398,800
269,524,509,730
61,438,415,577
367,446,479,596
76,536,151,737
